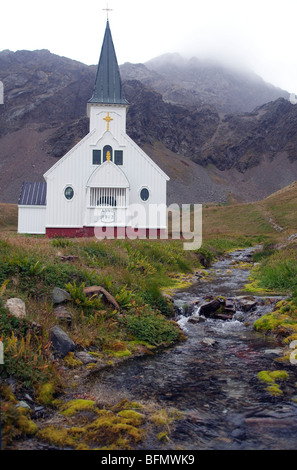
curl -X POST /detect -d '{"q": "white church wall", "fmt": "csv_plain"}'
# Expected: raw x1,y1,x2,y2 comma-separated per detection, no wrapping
88,105,127,139
44,107,169,231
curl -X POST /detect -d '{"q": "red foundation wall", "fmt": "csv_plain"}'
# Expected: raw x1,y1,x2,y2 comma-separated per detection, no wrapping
46,227,166,239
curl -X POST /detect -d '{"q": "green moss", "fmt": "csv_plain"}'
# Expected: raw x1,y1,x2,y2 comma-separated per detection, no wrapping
86,363,98,370
257,369,289,396
37,426,77,448
163,273,193,294
244,278,276,295
89,352,103,358
254,299,297,345
254,312,286,332
258,370,289,383
0,386,39,448
266,384,283,396
270,370,289,381
17,411,38,435
157,431,170,442
113,349,132,358
1,385,17,403
64,352,83,369
60,399,96,417
82,410,145,447
111,398,143,413
257,371,275,383
37,382,55,406
117,410,145,426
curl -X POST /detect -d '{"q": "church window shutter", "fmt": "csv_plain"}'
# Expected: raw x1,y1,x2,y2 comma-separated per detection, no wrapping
114,150,123,165
93,150,101,165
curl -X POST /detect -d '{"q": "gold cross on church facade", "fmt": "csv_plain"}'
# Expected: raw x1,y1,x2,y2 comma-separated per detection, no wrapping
103,112,113,131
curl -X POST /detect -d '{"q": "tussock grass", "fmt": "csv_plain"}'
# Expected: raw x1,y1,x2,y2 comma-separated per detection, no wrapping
0,203,18,231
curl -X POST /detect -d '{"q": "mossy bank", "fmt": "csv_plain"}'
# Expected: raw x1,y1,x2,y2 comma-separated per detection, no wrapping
0,235,203,449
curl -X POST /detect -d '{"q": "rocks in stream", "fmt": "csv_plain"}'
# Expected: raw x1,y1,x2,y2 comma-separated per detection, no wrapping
235,296,258,312
198,297,235,320
199,299,221,317
185,294,283,325
200,337,217,347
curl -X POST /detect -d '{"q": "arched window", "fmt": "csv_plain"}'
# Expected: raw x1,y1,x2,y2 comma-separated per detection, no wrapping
103,145,113,162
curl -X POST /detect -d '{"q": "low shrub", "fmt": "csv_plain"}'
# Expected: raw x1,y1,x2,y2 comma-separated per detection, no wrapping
119,311,180,347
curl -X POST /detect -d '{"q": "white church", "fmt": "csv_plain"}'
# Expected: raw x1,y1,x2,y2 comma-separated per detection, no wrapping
18,19,169,238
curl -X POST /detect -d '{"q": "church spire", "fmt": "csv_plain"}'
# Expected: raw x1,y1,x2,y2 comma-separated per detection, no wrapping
88,20,129,106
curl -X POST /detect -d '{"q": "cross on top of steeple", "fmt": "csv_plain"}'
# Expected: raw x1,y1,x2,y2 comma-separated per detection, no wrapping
102,3,113,20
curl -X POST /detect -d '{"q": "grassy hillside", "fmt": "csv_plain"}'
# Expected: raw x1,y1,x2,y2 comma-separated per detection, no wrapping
1,181,297,449
201,181,297,247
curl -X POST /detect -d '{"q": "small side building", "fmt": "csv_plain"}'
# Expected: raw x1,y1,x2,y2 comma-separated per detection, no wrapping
18,182,47,234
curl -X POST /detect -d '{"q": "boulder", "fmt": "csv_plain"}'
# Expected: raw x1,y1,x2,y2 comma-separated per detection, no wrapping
224,298,236,314
199,299,221,317
233,312,246,322
200,337,217,347
5,298,26,319
54,305,72,327
195,252,211,268
214,312,233,321
50,326,75,358
52,287,71,304
187,315,206,324
236,296,258,312
83,286,120,311
75,351,97,364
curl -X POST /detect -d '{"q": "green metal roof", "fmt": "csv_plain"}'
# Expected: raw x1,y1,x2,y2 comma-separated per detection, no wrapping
88,20,129,105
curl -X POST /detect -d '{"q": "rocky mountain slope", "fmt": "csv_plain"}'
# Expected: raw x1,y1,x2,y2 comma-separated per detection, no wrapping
121,53,289,114
0,49,296,205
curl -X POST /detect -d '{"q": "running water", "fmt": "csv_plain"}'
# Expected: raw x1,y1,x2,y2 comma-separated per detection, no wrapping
90,247,297,450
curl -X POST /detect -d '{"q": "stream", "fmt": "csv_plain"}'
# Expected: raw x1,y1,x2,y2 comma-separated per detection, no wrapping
89,246,297,450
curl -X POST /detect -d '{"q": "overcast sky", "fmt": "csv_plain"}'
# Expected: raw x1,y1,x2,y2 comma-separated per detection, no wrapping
1,0,297,94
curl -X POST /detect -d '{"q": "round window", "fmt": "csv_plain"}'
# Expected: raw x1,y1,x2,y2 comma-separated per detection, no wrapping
64,186,74,200
140,188,149,201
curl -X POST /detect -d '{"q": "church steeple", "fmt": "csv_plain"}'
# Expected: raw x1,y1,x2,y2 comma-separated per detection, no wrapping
88,20,129,106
